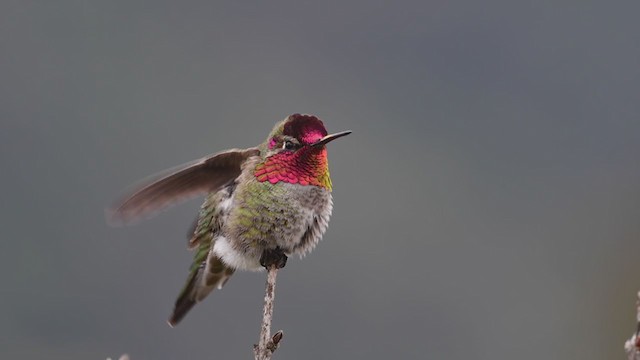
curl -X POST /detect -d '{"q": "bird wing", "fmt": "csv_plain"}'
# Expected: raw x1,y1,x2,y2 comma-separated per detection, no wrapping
108,147,260,224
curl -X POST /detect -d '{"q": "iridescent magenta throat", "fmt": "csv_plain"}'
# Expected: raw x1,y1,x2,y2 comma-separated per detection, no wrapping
254,148,331,189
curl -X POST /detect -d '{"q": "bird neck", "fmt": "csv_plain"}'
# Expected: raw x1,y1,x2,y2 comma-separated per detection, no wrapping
254,147,332,190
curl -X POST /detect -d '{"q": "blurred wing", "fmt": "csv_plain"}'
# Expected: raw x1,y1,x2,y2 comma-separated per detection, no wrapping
108,147,259,224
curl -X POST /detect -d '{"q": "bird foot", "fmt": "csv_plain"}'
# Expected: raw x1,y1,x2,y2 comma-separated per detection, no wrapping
260,248,288,269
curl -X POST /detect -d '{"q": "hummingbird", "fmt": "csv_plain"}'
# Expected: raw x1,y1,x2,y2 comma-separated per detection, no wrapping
109,114,351,326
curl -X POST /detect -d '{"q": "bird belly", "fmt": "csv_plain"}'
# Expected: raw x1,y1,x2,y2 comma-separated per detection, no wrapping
265,183,333,257
285,186,333,257
212,235,263,271
222,181,332,267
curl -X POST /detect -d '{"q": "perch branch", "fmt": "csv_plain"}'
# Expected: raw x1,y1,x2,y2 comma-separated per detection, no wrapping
253,266,284,360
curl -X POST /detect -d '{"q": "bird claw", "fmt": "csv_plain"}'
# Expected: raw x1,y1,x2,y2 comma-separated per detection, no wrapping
260,248,288,269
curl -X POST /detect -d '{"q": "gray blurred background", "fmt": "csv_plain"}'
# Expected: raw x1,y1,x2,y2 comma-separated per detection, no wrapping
1,1,639,359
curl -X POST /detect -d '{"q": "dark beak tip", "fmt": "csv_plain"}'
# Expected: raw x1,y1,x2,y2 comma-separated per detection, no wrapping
328,130,352,140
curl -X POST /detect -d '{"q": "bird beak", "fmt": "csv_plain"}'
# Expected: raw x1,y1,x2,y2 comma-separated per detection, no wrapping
311,130,352,147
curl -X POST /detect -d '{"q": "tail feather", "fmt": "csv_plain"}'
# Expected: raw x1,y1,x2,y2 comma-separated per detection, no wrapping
168,256,234,327
168,268,200,327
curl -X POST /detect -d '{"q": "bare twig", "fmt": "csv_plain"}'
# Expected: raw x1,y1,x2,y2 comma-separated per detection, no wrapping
253,266,284,360
624,291,640,360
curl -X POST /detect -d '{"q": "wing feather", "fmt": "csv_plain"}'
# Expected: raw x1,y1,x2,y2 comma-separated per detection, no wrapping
108,147,259,224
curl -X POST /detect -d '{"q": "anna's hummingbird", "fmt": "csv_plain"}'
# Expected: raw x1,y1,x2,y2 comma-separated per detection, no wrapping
109,114,350,326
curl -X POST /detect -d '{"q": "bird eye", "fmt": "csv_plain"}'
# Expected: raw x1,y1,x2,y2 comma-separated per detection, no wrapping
283,140,296,150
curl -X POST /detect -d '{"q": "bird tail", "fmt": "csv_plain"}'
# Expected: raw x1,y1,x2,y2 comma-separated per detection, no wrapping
168,255,234,327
